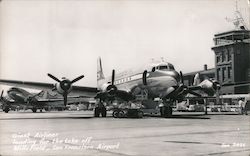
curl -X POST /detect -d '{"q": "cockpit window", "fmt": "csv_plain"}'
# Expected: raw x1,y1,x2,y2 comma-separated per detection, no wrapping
159,66,168,70
169,64,175,70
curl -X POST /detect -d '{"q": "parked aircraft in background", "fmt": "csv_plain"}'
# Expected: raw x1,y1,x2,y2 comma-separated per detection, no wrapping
0,57,220,117
0,87,80,113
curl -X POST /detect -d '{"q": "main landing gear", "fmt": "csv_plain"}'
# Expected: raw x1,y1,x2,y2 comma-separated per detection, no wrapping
94,107,107,117
32,107,37,113
159,99,173,118
3,107,10,113
160,106,173,117
94,99,107,117
112,108,143,118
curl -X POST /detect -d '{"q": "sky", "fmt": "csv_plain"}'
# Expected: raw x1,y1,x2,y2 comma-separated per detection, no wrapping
0,0,249,90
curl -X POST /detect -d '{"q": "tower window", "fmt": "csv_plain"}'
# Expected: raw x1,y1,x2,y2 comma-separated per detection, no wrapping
222,67,226,81
222,52,226,62
217,68,221,82
228,67,232,79
216,55,220,63
228,51,232,61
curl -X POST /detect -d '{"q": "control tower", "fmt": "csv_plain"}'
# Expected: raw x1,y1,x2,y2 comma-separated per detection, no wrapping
211,1,250,94
212,29,250,94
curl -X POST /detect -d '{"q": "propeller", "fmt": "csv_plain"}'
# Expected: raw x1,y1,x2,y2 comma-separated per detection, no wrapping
48,73,61,82
47,73,84,106
71,75,85,84
0,90,3,100
111,69,115,85
172,71,202,99
186,90,202,97
179,71,184,84
143,70,147,85
107,69,117,95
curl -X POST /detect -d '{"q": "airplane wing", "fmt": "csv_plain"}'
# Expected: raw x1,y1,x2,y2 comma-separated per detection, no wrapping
0,79,98,97
0,79,54,90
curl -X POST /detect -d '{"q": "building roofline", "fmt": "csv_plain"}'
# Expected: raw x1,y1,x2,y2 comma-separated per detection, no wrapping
214,30,250,39
183,68,215,76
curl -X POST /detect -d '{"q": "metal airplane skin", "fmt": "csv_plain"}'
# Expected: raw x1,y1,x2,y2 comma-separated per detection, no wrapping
0,57,220,117
0,87,67,113
96,58,219,102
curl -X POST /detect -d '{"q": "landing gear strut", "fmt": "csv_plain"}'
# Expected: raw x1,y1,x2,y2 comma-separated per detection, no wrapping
94,107,107,117
160,106,172,117
32,108,37,113
94,99,107,117
160,99,173,117
3,107,10,113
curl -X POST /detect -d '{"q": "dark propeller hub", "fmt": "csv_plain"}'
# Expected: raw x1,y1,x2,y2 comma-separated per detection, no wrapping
47,73,84,107
107,85,117,95
212,80,221,91
60,79,72,91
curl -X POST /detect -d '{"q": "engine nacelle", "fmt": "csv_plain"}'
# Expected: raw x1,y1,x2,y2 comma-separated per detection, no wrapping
199,79,220,96
55,79,73,95
100,83,117,95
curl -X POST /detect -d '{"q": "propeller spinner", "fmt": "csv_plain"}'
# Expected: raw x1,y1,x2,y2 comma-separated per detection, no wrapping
47,73,84,106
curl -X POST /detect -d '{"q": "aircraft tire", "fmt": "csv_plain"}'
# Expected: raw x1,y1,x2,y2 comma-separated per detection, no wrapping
94,107,100,117
4,108,9,113
32,108,37,113
101,107,107,117
112,110,119,118
118,110,125,118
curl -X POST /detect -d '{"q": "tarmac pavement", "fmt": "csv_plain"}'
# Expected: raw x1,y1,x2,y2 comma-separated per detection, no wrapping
0,111,249,156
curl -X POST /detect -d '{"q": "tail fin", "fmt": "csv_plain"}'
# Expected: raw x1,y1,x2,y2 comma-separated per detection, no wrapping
97,57,105,88
193,73,201,86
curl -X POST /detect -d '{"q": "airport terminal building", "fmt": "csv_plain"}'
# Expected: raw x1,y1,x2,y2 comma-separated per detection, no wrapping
184,29,250,95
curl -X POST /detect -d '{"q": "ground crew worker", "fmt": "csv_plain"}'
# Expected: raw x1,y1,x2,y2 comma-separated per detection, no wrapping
238,98,245,115
242,99,248,115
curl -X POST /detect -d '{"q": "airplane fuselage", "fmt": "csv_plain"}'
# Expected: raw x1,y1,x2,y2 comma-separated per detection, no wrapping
104,61,181,99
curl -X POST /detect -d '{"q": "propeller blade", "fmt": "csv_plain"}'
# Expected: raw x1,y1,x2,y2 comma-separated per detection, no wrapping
1,90,3,99
180,71,184,84
71,75,84,84
63,93,67,107
111,69,115,85
187,90,202,97
48,73,61,82
143,70,147,85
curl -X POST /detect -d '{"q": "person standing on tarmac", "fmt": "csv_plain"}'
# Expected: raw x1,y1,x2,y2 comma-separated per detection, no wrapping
242,99,248,115
238,98,244,114
238,98,247,115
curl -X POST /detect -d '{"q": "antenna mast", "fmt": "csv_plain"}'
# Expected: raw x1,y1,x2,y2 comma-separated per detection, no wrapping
225,0,249,30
